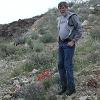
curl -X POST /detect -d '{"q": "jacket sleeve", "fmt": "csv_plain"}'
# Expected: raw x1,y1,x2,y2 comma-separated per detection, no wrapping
70,15,83,42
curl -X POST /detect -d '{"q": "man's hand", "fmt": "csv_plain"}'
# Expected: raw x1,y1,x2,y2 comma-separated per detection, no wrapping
67,41,75,47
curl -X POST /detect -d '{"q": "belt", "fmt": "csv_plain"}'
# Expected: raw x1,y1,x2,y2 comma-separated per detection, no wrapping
59,37,72,43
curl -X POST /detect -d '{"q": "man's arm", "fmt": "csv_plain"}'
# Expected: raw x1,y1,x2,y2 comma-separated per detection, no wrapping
70,15,83,42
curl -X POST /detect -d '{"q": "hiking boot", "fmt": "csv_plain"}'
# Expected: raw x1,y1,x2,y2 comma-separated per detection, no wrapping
66,89,76,96
58,87,67,95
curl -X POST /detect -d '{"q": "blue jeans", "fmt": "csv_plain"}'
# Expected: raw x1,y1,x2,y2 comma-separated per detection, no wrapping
58,41,75,91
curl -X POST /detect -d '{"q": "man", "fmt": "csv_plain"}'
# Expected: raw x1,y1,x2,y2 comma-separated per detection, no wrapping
57,1,82,96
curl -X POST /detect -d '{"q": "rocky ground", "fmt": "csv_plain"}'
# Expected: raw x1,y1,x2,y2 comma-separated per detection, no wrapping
0,64,99,100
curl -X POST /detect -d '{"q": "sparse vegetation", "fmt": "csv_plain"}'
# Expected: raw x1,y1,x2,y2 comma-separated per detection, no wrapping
31,31,38,40
0,0,100,99
40,33,56,43
90,26,100,41
33,41,44,52
14,37,25,46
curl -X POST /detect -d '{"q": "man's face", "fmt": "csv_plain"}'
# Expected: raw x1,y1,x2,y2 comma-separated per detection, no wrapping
58,5,68,15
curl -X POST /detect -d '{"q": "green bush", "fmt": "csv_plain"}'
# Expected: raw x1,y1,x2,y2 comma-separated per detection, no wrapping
23,38,44,52
11,68,22,77
0,44,16,58
74,57,90,72
25,38,34,49
74,40,96,71
88,14,97,22
7,46,28,61
40,33,56,43
94,7,100,15
15,47,28,55
22,61,33,72
33,41,44,52
30,52,52,69
43,76,60,91
78,7,90,14
14,37,25,46
79,13,88,22
87,52,100,64
20,83,45,100
0,43,30,60
31,32,38,40
38,28,46,35
90,26,100,41
21,51,53,72
43,79,52,90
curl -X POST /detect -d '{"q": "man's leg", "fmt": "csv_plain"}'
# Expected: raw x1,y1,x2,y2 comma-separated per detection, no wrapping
64,45,76,95
58,44,67,94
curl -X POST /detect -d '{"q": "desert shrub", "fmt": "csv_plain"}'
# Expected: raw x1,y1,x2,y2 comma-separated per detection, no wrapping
33,41,44,52
7,55,20,61
40,33,56,43
22,38,44,52
38,28,46,35
0,44,16,58
86,52,100,64
25,38,34,49
6,46,28,61
45,93,57,100
94,6,100,15
14,37,25,46
30,52,52,69
79,13,88,22
0,43,29,60
22,51,53,72
74,40,96,71
31,32,38,40
74,57,90,72
11,68,23,77
15,47,28,55
90,26,100,41
43,79,52,90
22,61,33,72
43,75,60,91
21,83,45,100
88,14,96,22
78,7,90,14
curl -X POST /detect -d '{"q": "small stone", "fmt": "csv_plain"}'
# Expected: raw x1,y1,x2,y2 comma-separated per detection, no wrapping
79,96,88,100
2,94,12,100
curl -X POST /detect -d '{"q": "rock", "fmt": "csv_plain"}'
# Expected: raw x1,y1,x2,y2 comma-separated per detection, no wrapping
24,43,29,48
88,14,95,18
89,6,94,10
32,68,39,74
79,96,90,100
82,20,89,26
13,80,20,85
20,77,29,84
2,94,12,100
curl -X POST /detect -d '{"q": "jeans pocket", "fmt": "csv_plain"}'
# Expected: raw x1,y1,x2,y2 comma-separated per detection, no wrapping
66,43,75,48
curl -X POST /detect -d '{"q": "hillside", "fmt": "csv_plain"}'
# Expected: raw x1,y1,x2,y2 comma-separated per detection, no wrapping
0,14,44,38
0,0,100,100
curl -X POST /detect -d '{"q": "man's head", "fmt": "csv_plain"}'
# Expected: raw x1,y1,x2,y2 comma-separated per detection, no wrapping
58,1,69,16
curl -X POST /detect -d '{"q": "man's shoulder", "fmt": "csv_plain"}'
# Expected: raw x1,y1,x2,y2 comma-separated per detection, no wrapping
68,12,77,18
